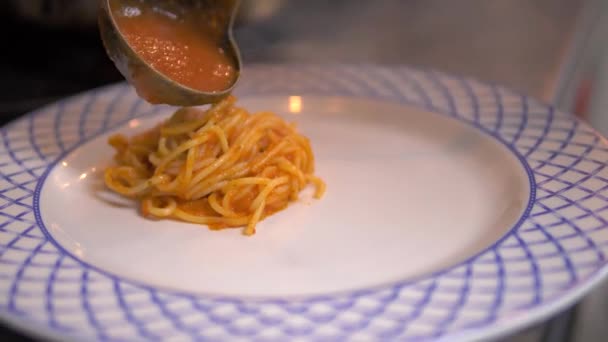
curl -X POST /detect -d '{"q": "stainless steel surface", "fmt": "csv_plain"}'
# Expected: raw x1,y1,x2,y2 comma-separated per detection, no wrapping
99,0,242,106
2,0,285,29
235,0,579,102
566,2,608,341
553,0,608,114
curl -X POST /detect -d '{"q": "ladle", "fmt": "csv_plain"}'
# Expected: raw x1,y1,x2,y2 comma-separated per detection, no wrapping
98,0,242,106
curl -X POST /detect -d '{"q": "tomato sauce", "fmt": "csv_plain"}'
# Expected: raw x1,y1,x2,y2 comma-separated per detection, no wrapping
110,0,236,93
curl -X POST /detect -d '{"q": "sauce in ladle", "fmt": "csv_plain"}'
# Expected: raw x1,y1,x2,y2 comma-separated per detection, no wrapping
109,0,237,94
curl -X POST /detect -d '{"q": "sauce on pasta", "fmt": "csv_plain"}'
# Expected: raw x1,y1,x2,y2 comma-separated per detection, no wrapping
104,96,325,235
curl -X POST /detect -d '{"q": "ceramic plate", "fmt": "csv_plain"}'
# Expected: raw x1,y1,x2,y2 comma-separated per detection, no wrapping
1,65,608,341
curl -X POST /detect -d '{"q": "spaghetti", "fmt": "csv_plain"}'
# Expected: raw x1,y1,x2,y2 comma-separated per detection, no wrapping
104,96,325,235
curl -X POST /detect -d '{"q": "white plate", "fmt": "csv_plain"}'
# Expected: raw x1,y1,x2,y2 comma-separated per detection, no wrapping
1,65,608,341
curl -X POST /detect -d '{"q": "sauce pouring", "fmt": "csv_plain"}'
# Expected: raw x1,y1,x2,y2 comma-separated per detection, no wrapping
98,0,241,106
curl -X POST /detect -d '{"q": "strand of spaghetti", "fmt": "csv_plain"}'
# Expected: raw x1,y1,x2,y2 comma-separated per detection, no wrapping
104,168,150,195
184,180,229,200
307,175,326,198
192,119,218,138
108,134,128,151
142,197,176,217
275,158,305,199
157,137,170,156
221,186,240,211
111,166,142,183
164,163,182,177
205,95,236,117
222,177,272,189
185,162,251,199
172,207,250,226
230,184,255,202
290,179,299,200
181,145,196,192
206,125,229,153
128,144,155,156
275,157,306,187
191,157,216,173
217,110,247,134
251,138,291,172
148,153,162,167
300,147,314,173
151,174,180,193
208,192,238,217
220,180,271,215
161,118,207,136
154,134,211,175
245,198,265,235
125,151,147,172
271,184,291,196
231,118,285,148
185,147,244,195
249,176,289,211
167,136,182,150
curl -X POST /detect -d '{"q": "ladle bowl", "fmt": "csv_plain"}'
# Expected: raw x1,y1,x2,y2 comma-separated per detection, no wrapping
98,0,242,106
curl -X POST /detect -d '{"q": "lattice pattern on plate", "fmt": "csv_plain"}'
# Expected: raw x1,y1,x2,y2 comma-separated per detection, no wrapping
0,66,607,341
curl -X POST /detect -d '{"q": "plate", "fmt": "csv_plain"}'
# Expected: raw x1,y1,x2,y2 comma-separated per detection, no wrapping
1,65,608,341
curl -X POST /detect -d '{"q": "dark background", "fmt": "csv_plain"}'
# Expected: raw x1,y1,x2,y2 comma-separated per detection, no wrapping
0,4,122,126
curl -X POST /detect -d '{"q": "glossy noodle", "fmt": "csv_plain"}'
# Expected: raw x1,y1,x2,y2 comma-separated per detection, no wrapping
104,96,325,235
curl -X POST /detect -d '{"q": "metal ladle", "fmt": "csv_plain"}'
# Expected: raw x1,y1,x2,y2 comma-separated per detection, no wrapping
98,0,242,106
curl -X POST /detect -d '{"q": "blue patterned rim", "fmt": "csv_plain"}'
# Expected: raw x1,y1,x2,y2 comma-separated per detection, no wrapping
1,65,608,341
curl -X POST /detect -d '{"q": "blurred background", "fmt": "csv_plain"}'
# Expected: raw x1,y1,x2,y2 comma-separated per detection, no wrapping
1,0,608,341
